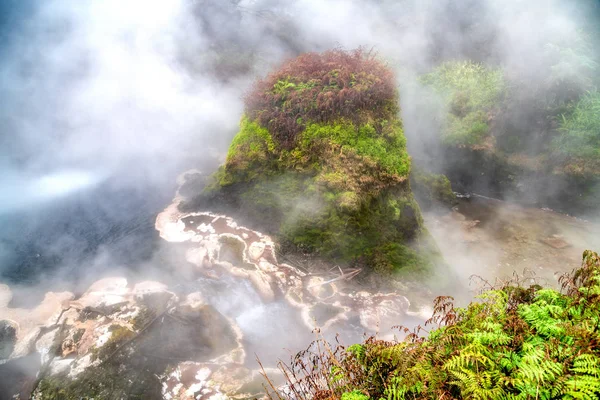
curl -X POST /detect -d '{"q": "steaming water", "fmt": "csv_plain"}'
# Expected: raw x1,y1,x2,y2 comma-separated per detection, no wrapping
0,170,106,214
0,178,171,303
424,195,600,303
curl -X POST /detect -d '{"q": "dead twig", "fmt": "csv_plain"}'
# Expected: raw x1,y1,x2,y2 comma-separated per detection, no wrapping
307,269,362,288
257,354,285,400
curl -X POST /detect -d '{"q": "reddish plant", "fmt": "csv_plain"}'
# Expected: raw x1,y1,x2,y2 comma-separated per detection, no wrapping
245,48,399,148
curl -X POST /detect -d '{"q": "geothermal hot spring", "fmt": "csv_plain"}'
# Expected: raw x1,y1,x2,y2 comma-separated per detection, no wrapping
1,167,598,398
1,1,599,399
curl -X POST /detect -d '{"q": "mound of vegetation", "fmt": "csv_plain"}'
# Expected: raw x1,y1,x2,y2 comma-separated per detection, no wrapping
267,250,600,400
184,49,438,275
420,61,505,147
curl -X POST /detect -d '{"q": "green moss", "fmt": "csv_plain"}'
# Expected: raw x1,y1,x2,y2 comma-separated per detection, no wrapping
316,171,349,191
221,116,278,184
299,120,410,178
275,184,426,274
196,115,435,274
35,354,163,400
72,328,85,344
337,191,360,211
92,324,135,362
131,307,156,331
411,168,457,209
445,110,489,146
223,118,410,185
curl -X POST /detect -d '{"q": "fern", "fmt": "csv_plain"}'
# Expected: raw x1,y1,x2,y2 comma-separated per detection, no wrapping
571,354,600,377
265,251,600,400
564,375,600,399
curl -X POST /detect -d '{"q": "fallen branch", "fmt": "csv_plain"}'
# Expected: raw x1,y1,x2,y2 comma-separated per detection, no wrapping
307,268,362,288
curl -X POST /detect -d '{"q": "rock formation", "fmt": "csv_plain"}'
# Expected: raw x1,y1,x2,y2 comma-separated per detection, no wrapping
0,201,422,399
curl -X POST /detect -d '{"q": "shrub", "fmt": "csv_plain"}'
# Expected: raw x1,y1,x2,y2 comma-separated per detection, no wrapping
555,90,600,160
541,31,599,107
265,250,600,400
421,61,505,146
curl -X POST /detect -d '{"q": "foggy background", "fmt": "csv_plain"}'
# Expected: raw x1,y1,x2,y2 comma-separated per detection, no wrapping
0,0,598,301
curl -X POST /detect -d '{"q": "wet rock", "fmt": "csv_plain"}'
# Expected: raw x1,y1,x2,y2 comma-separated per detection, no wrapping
156,207,413,335
248,270,275,302
26,278,246,399
541,235,571,249
162,363,227,400
0,283,74,360
248,241,266,261
356,293,410,331
0,319,17,359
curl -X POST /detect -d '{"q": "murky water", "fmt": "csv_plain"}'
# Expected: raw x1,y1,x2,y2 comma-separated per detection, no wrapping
424,195,600,299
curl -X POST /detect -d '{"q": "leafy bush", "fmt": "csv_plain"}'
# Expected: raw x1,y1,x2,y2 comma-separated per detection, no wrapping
245,49,398,148
421,61,505,146
555,90,600,160
541,31,599,107
266,250,600,400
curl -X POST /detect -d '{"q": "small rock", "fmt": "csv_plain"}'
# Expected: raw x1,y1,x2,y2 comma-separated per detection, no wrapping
540,236,570,249
248,242,266,261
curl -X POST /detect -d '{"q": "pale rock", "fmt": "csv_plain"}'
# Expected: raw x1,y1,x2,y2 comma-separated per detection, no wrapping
183,292,206,308
48,358,75,375
11,327,40,358
247,271,275,302
133,281,168,295
187,247,211,268
79,277,129,308
248,242,265,261
257,260,277,272
68,353,94,378
35,328,60,365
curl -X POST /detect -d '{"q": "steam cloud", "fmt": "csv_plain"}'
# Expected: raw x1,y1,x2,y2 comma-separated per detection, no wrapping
0,0,597,296
0,2,598,394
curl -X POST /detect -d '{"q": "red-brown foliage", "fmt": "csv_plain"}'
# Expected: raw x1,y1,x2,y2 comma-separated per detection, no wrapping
245,49,399,148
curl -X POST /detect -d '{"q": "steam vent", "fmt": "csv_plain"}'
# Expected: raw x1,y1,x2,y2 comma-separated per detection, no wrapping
184,49,436,275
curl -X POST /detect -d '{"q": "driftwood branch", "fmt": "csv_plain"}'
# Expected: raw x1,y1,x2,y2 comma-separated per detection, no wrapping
307,268,362,288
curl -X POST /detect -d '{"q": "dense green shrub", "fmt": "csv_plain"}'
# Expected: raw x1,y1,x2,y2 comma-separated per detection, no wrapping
268,250,600,400
555,90,600,160
540,31,599,108
421,61,505,146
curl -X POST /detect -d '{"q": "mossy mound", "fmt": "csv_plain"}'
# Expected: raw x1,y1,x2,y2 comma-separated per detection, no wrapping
184,50,438,276
411,168,457,210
